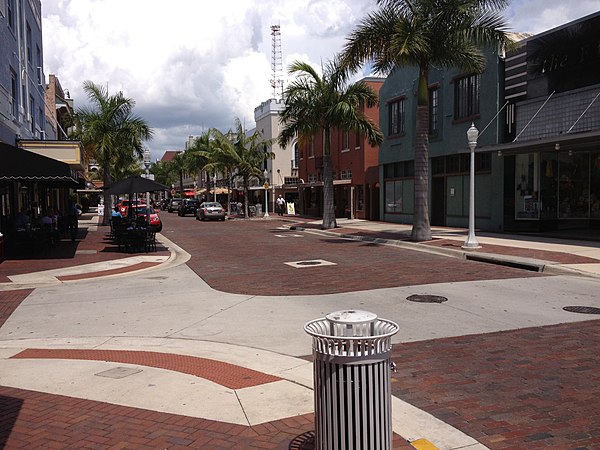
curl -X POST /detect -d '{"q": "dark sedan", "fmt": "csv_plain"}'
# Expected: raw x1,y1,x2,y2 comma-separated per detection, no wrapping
178,198,200,217
196,202,226,221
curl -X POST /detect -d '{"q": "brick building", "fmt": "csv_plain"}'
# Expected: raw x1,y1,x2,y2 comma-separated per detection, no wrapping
297,77,384,220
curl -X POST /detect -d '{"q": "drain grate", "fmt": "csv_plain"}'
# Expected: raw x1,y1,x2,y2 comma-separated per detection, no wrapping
407,294,448,303
289,431,315,450
563,306,600,315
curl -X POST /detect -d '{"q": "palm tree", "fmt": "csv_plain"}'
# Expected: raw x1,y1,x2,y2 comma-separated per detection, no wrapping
168,151,187,196
340,0,511,241
185,131,213,201
209,119,274,218
279,58,383,229
75,81,153,225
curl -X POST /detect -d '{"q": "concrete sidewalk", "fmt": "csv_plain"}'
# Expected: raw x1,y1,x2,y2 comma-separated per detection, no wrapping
1,215,600,449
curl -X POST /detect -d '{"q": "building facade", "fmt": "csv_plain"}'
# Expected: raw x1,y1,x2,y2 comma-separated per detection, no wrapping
44,73,74,140
296,77,384,219
379,37,515,232
253,98,298,212
0,0,45,143
494,12,600,232
0,0,82,256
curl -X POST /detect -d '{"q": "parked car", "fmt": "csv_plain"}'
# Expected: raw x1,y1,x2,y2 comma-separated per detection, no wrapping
167,198,182,213
196,202,226,221
118,199,144,217
131,206,162,232
178,198,200,217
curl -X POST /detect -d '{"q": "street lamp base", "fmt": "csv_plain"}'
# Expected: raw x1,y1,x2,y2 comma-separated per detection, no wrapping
462,239,481,249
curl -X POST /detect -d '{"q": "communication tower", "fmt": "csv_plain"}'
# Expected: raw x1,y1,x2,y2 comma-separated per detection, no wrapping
270,24,283,100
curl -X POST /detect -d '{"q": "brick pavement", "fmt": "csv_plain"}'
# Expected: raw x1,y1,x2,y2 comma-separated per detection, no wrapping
12,348,282,390
390,319,600,449
291,222,600,265
2,213,600,449
159,213,544,296
0,216,169,283
0,385,319,450
0,289,32,327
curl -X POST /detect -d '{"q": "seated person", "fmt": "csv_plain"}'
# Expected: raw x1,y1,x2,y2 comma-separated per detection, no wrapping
40,208,56,228
111,206,123,218
15,208,30,230
40,208,59,243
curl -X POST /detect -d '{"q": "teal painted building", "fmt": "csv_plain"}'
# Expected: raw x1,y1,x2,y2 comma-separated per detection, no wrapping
379,45,506,231
379,11,600,234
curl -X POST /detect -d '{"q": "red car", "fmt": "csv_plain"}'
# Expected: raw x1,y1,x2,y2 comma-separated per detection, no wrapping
118,200,145,217
131,206,163,232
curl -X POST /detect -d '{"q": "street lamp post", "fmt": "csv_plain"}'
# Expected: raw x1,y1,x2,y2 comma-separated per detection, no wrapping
463,123,481,249
213,174,217,202
263,169,269,217
143,148,151,226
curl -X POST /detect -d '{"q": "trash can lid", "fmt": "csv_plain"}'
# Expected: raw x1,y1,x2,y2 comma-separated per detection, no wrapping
325,310,377,325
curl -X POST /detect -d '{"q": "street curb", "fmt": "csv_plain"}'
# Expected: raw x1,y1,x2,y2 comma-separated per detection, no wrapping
289,225,599,278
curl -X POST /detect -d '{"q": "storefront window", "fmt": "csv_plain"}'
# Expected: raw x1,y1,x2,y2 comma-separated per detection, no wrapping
356,186,364,210
539,152,558,219
591,152,600,218
310,190,318,209
558,152,589,218
385,180,413,214
515,153,540,219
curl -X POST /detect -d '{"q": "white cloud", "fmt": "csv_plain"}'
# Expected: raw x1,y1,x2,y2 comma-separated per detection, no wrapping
41,0,600,161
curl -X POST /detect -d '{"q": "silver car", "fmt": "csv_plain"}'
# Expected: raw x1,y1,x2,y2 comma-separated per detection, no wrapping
196,202,226,221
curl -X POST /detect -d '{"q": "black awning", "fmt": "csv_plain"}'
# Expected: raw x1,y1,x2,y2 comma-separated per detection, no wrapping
0,141,79,184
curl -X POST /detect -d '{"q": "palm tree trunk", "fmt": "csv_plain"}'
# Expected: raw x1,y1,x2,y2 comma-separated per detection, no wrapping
243,176,250,219
411,104,432,241
322,127,337,229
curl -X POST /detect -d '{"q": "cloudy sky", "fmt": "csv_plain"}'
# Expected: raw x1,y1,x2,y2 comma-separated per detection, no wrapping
41,0,600,160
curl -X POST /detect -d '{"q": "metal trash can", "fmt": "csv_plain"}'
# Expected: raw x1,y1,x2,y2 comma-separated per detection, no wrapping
304,310,399,450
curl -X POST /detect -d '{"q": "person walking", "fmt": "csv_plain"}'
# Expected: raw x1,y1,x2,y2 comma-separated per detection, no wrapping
66,201,79,242
276,195,286,216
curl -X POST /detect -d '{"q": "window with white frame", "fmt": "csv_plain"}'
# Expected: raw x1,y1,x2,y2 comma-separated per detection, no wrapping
340,170,352,180
293,142,299,167
429,86,439,135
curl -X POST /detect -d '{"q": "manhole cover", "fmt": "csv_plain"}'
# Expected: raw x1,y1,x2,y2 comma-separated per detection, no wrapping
289,431,315,450
407,294,448,303
563,306,600,315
